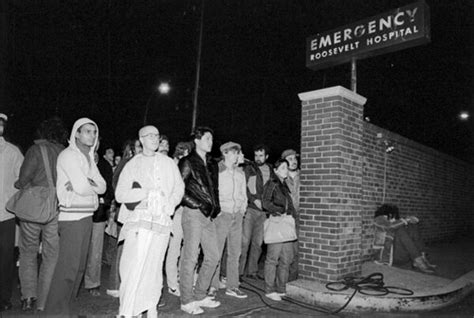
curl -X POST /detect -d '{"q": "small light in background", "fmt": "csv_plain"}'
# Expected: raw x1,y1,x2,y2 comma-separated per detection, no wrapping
158,82,170,95
459,111,469,120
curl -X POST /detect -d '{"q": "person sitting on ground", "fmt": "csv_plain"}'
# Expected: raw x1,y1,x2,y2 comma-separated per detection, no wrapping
373,204,436,274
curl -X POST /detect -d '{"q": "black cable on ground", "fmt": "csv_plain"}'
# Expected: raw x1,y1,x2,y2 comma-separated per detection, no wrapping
233,272,414,316
325,272,414,314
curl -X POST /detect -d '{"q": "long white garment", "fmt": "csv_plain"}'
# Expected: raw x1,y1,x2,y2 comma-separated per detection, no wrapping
119,228,169,316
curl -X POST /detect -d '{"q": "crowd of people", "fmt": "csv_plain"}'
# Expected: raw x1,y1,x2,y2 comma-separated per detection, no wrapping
0,114,302,317
0,113,436,317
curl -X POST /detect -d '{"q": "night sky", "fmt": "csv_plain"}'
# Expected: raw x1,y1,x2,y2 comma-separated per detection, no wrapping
3,0,473,162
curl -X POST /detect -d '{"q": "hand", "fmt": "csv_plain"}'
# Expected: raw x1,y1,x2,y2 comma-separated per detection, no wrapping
407,216,419,224
65,181,74,191
254,199,262,210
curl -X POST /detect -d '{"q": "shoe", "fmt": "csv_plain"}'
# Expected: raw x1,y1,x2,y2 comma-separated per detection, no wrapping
181,301,204,315
21,298,36,311
195,296,221,308
413,256,435,274
218,276,227,289
422,253,437,269
265,292,282,301
225,288,248,299
168,287,180,297
158,297,166,308
276,292,286,297
106,289,120,298
208,287,217,298
88,287,101,297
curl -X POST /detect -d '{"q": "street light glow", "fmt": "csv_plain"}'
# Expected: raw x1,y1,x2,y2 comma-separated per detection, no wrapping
459,111,469,120
158,82,170,94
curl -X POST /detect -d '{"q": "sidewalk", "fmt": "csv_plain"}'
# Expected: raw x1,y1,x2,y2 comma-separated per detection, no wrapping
4,236,474,317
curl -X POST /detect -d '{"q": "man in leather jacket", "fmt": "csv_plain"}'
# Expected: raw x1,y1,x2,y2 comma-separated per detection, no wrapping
178,126,221,315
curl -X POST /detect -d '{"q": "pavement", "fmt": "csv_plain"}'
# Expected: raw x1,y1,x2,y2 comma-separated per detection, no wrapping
3,234,474,317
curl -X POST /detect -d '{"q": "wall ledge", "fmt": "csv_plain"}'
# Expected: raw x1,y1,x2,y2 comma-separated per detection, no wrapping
298,86,367,106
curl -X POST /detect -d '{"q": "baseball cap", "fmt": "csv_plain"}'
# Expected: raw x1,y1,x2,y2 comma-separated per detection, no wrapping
281,149,298,159
220,141,241,154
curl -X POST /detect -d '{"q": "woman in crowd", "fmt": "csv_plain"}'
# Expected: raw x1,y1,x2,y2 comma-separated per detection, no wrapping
261,159,297,301
373,204,436,274
15,117,67,311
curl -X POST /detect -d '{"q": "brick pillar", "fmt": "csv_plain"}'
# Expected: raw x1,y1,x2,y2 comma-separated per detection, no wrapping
298,86,367,282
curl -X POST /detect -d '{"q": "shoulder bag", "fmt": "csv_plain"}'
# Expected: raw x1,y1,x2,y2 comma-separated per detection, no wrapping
6,145,58,224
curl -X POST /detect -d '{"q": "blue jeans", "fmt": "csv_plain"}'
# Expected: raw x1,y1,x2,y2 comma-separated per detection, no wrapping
19,217,59,309
179,207,219,305
264,241,294,294
211,212,243,290
239,208,266,276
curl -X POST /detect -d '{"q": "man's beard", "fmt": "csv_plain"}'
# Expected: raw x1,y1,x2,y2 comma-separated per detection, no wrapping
256,161,266,166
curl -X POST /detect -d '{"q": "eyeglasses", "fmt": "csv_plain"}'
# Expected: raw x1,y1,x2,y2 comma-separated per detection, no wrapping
140,133,160,139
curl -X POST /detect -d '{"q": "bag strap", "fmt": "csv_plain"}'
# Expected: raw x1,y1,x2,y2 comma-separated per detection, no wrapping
39,145,55,188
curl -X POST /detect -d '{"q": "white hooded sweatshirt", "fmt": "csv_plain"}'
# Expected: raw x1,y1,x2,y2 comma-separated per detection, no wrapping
56,118,106,221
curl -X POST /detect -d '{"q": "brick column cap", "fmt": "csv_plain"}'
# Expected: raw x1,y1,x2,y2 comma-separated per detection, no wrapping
298,86,367,106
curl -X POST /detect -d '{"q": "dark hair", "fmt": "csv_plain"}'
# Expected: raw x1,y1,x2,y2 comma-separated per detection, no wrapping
254,144,269,155
374,204,400,219
173,141,193,159
120,139,137,160
273,158,289,170
36,117,68,145
160,134,169,142
192,126,214,140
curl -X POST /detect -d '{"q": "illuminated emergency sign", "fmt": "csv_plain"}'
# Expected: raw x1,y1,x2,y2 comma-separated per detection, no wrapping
306,1,430,70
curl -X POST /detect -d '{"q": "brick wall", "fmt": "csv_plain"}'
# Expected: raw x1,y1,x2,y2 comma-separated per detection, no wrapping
298,86,474,283
360,122,474,260
298,87,366,282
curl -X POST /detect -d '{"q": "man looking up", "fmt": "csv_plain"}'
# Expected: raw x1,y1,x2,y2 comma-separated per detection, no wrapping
46,118,106,314
281,149,300,281
115,125,184,318
209,142,248,299
240,144,272,279
0,113,23,312
178,126,221,315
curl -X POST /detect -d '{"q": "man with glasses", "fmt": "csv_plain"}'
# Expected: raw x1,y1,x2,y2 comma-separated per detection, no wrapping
115,125,184,318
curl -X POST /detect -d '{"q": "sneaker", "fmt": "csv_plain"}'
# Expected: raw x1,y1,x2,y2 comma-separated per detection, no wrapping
265,292,282,301
218,277,227,289
225,288,248,299
195,296,221,308
276,292,286,297
413,256,435,274
88,287,101,297
106,289,119,298
181,301,204,315
208,287,217,298
168,287,180,297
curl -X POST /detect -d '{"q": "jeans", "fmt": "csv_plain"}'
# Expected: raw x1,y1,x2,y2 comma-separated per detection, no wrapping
211,212,243,290
19,217,59,309
179,207,219,305
84,221,106,289
165,207,183,291
264,241,294,294
0,219,16,304
45,216,92,314
393,223,425,265
240,207,266,276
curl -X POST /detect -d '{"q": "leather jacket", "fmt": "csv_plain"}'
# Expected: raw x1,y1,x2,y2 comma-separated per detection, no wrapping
178,150,220,219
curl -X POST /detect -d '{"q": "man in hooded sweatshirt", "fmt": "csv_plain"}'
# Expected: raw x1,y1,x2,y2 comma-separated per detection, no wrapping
45,118,106,314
